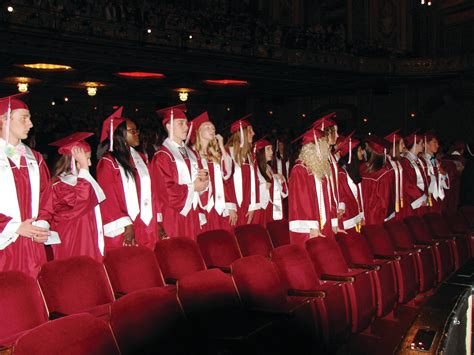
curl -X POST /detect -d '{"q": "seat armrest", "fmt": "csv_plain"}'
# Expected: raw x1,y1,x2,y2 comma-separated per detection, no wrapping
49,311,67,320
320,274,355,282
165,277,178,284
209,265,231,273
288,288,326,298
349,263,381,271
414,244,431,249
251,307,295,319
374,254,401,261
396,247,422,253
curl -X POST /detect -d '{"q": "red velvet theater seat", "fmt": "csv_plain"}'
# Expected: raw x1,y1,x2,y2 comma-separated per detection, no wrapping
336,233,398,318
424,212,470,268
361,224,418,305
109,287,188,354
404,215,454,282
104,246,169,296
37,256,114,320
196,229,242,272
12,314,119,355
305,237,377,333
231,255,321,353
443,211,474,258
154,237,206,284
0,271,48,347
384,220,437,293
177,269,272,350
234,224,274,257
266,219,291,247
271,245,351,343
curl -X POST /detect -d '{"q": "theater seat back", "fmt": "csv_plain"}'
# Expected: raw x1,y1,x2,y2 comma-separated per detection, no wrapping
384,220,416,249
404,216,433,243
336,233,374,264
424,213,452,236
0,271,48,341
266,219,290,247
305,238,349,275
361,224,396,256
234,224,274,257
197,229,242,269
104,246,165,295
37,256,114,315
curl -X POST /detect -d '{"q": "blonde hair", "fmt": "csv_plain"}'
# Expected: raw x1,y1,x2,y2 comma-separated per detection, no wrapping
194,129,221,163
299,138,332,179
225,127,252,166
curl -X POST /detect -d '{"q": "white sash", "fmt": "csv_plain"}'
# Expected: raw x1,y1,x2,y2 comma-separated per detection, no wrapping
163,139,200,216
406,153,425,191
201,159,227,216
130,148,152,225
59,172,106,255
230,149,257,210
0,143,41,248
118,163,140,222
314,177,326,229
276,157,289,177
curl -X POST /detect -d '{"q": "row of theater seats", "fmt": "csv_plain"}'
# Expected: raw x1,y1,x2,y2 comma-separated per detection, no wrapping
1,207,473,354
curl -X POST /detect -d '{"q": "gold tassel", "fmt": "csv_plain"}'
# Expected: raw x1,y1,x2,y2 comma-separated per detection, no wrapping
395,200,400,213
400,198,404,208
428,195,433,207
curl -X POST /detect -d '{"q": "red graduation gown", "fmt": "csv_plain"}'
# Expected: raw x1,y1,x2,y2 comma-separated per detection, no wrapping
0,151,53,278
360,164,394,225
151,145,202,240
97,152,157,250
400,154,429,217
337,169,364,233
441,155,464,212
51,172,103,262
253,174,287,227
418,155,449,213
224,154,260,226
288,161,337,246
200,160,232,232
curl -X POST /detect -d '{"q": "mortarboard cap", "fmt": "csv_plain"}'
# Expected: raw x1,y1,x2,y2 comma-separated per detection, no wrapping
312,112,337,131
254,138,272,152
0,93,29,143
100,106,125,152
188,111,210,144
404,130,420,148
156,104,187,127
366,135,389,155
49,132,93,155
229,114,252,134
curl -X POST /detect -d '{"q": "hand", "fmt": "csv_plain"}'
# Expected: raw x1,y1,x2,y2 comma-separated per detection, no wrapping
333,227,347,235
245,210,254,224
157,224,168,240
193,175,209,192
197,168,210,183
16,219,50,242
274,173,285,184
216,134,225,150
71,146,89,171
228,209,238,226
309,228,325,238
337,209,344,219
123,225,136,246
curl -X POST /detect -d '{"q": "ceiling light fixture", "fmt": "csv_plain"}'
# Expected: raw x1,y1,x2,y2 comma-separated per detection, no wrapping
117,71,165,78
19,63,72,71
17,82,28,93
204,79,249,86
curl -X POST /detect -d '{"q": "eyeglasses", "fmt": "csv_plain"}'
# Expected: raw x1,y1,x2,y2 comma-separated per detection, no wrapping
127,129,140,135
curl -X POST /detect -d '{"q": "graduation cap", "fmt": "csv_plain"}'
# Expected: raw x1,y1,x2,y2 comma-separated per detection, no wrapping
187,111,210,145
0,93,28,143
253,138,272,153
311,112,337,131
365,134,389,156
384,129,403,157
49,132,93,155
336,131,359,164
100,106,124,151
404,130,420,151
293,128,325,159
229,114,252,148
49,132,94,175
156,104,187,140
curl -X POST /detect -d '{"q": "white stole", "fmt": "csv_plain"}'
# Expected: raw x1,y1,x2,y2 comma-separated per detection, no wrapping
163,138,200,216
276,157,289,177
201,159,227,216
406,153,425,191
130,148,152,225
313,177,327,229
230,149,257,210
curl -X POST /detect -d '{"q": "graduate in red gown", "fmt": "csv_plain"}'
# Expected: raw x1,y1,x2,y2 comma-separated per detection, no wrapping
151,105,209,240
312,113,345,222
359,136,395,225
335,134,365,233
418,132,449,213
253,139,287,227
49,132,105,261
288,128,341,246
400,132,430,217
384,130,406,220
273,138,291,180
224,116,260,226
188,111,235,231
0,94,56,277
97,107,157,250
442,142,465,212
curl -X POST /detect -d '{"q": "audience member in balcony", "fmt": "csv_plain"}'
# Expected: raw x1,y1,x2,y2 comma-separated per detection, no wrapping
96,108,157,250
189,111,235,231
253,138,287,227
224,116,260,226
288,128,339,246
418,132,449,213
151,105,209,240
49,132,105,262
0,94,56,277
360,136,395,224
